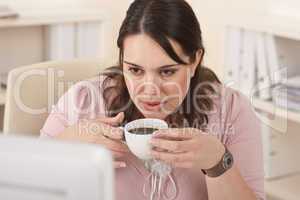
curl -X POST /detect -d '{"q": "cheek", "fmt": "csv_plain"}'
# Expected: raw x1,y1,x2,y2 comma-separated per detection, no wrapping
124,76,144,103
162,73,190,105
163,74,190,98
124,76,136,98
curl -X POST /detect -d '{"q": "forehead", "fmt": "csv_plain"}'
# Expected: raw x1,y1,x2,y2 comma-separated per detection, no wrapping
123,34,187,68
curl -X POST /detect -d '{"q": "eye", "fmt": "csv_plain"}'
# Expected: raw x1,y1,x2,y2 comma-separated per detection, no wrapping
160,69,177,77
128,67,144,76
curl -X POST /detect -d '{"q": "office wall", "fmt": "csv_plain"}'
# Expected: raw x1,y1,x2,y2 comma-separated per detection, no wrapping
1,0,270,78
1,0,94,10
187,0,268,78
106,0,269,78
0,0,128,67
97,0,270,78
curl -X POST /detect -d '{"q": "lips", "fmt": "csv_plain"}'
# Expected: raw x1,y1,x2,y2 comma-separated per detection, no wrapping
140,100,162,111
144,101,160,106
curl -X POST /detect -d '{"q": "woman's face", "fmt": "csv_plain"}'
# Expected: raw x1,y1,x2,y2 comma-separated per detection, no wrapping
123,34,200,119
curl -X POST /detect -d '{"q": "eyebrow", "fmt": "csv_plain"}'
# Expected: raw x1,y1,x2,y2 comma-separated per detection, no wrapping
123,61,180,70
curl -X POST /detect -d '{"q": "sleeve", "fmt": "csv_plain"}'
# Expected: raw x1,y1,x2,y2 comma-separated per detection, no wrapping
225,90,266,200
40,77,106,138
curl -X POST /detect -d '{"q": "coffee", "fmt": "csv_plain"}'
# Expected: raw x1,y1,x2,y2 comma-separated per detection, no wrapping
128,127,158,135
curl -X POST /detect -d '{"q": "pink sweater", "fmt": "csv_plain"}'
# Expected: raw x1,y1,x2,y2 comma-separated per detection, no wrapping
40,77,265,200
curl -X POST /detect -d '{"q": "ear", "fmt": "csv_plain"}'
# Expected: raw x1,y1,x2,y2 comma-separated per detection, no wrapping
190,49,203,77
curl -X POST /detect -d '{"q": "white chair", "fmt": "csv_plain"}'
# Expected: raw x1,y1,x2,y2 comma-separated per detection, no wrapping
3,59,111,136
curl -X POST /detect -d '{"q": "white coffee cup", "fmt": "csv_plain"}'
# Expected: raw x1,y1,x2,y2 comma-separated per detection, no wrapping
123,118,168,160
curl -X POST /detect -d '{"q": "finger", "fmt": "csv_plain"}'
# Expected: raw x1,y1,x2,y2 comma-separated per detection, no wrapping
109,112,125,126
172,162,194,169
112,151,127,159
96,112,125,126
152,146,167,152
151,150,193,164
93,136,129,153
105,140,130,153
150,138,192,153
114,161,127,168
152,128,197,140
90,121,123,140
102,125,124,140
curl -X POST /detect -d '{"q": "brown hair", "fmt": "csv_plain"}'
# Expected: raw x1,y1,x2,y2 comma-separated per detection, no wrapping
101,0,221,129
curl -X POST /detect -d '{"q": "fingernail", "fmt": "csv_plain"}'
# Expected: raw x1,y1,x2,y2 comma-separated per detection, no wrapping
150,139,157,144
120,162,126,167
150,151,157,157
152,132,160,138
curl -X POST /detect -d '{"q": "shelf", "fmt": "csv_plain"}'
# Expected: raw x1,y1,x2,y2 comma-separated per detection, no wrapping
225,13,300,41
0,10,106,28
265,173,300,200
0,89,5,106
252,97,300,124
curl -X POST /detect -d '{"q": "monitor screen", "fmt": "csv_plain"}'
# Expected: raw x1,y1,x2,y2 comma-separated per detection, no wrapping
0,135,114,200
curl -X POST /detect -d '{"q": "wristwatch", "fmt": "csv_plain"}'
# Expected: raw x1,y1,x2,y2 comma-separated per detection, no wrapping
201,146,234,178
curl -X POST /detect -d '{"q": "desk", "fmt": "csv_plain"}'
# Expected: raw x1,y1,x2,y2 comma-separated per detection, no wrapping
265,173,300,200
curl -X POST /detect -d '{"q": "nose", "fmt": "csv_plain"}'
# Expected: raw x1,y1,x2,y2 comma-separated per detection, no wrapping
142,74,160,96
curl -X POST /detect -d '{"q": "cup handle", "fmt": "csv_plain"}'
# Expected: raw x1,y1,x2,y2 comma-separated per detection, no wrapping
118,126,126,142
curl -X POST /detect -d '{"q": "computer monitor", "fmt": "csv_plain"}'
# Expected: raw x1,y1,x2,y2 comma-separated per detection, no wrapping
0,135,114,200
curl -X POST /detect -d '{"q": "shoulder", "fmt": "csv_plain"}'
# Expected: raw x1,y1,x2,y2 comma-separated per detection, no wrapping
206,84,259,143
55,76,107,122
208,84,254,120
219,85,253,120
40,76,109,137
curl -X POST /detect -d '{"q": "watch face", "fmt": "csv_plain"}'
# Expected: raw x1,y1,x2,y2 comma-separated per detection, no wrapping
222,152,233,169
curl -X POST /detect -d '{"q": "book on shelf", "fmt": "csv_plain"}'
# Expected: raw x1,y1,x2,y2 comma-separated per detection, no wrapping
284,75,300,88
224,26,242,90
0,73,7,89
256,33,272,100
239,30,256,98
272,75,300,112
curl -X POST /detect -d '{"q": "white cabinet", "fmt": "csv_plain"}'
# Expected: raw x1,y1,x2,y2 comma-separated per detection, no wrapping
76,22,103,59
224,13,300,200
0,11,106,105
45,23,77,60
45,21,104,60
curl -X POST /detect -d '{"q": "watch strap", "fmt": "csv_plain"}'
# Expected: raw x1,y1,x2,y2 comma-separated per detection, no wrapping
201,146,233,178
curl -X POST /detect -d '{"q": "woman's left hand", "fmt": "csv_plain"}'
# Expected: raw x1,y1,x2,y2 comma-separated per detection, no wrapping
150,128,226,170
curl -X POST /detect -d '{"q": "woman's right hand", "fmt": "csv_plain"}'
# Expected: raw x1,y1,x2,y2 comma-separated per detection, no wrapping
55,112,130,168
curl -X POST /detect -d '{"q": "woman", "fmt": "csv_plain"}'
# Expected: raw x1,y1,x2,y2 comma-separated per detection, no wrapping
41,0,265,199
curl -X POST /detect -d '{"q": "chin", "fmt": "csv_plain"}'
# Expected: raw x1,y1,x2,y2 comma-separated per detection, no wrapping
138,107,168,119
141,107,179,119
142,112,166,119
135,102,175,119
